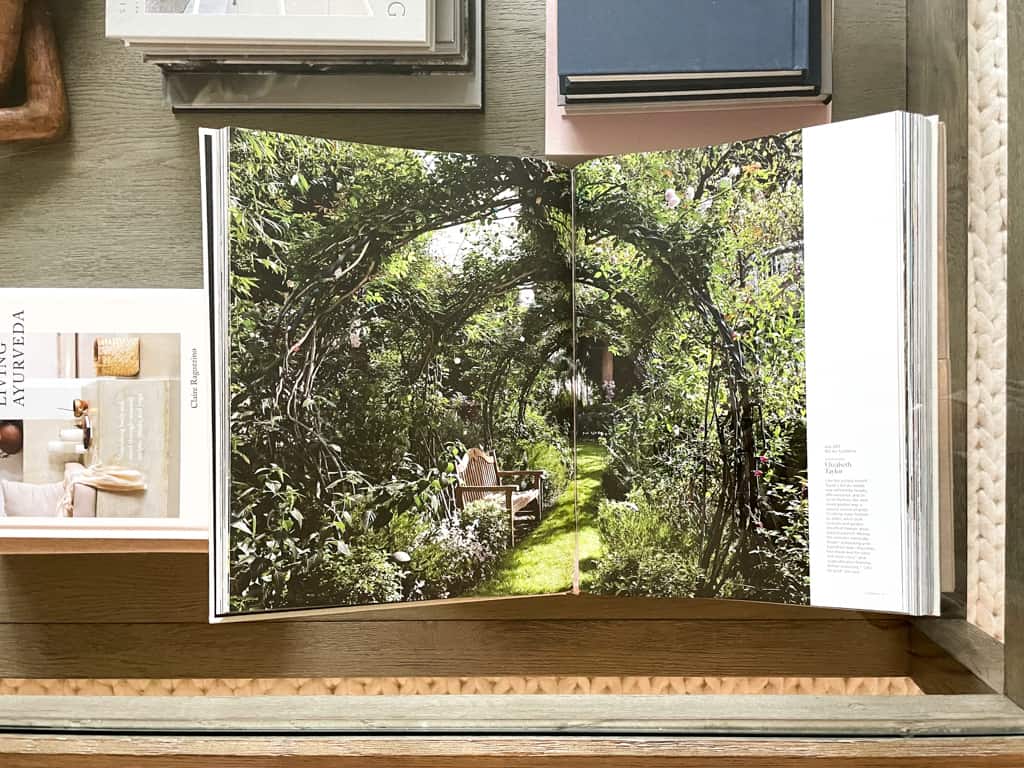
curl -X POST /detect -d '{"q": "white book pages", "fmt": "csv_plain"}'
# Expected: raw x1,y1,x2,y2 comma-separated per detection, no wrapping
804,111,912,614
165,0,480,111
107,0,434,47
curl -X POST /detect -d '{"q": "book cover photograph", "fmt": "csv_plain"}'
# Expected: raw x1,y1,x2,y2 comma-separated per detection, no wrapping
143,0,376,14
0,330,181,519
207,111,943,620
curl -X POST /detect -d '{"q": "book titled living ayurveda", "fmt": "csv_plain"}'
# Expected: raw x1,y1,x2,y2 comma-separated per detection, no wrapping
0,287,213,551
200,111,950,622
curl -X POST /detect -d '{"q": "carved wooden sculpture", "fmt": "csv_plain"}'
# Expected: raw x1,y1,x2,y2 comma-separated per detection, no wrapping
0,0,67,142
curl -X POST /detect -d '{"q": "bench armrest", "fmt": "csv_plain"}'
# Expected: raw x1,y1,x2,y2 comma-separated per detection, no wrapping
497,470,544,496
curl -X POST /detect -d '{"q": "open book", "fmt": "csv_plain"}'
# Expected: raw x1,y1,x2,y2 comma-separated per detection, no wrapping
201,111,946,622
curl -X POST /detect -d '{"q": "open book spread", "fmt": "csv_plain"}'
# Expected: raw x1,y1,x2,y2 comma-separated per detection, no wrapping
200,111,943,620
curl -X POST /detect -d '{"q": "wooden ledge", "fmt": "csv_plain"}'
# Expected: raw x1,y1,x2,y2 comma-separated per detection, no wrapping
4,733,1024,767
1,694,1022,736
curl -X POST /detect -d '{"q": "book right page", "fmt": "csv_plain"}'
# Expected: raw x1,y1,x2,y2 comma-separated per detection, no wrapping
572,133,810,605
803,112,909,613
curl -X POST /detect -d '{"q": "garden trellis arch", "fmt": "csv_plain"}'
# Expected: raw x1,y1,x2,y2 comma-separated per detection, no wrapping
234,134,803,600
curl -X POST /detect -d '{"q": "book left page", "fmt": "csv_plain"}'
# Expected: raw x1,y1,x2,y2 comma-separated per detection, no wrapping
215,128,577,619
0,288,213,546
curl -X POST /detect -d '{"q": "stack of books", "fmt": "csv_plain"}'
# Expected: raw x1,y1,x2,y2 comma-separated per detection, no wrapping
557,0,831,113
105,0,482,110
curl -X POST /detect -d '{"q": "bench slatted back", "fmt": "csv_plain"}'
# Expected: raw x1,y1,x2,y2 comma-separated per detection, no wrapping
456,448,499,505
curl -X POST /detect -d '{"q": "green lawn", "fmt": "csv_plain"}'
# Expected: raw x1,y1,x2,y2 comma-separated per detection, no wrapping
473,442,607,596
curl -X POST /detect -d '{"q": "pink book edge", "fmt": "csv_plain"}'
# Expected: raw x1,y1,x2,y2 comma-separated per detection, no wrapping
544,0,832,162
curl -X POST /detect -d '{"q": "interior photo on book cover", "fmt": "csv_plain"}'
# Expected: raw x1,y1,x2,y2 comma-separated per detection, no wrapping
145,0,376,16
0,332,182,519
208,111,943,620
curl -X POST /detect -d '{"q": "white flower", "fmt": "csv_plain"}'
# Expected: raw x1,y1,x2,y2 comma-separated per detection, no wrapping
349,330,361,348
664,188,681,209
685,186,696,200
697,198,713,214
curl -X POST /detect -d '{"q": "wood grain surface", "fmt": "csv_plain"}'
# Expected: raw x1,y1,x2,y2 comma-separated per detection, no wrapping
0,617,908,678
0,0,68,142
0,692,1019,733
4,733,1024,767
914,617,1005,693
0,0,22,91
907,0,970,617
1005,0,1024,708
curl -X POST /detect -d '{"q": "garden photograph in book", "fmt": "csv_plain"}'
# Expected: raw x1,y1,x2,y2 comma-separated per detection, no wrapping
226,128,808,614
574,136,807,605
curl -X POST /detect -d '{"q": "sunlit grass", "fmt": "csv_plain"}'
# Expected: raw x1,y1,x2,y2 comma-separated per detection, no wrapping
472,442,607,596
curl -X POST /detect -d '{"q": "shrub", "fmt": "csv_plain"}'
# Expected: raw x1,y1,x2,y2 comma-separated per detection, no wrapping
522,442,569,506
408,500,512,600
379,511,432,555
591,497,700,598
747,478,810,604
592,549,699,598
293,544,405,608
410,518,490,600
596,498,675,552
462,498,512,556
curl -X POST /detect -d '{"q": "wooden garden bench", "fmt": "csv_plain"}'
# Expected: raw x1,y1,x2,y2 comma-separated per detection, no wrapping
454,447,545,545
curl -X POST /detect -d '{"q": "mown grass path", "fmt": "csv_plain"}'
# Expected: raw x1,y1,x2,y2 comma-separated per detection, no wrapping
473,442,608,596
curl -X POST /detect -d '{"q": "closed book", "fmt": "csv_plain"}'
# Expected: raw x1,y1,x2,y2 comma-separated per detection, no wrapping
558,0,824,102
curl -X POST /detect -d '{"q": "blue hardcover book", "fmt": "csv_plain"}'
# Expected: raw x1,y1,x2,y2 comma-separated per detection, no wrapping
558,0,826,105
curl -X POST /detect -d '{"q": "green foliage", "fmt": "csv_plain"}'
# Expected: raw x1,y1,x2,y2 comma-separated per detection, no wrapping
464,498,513,556
578,135,808,602
596,499,675,552
592,549,700,598
227,128,580,609
226,125,810,610
591,498,700,598
408,500,511,600
296,544,406,608
747,478,810,604
522,442,569,507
